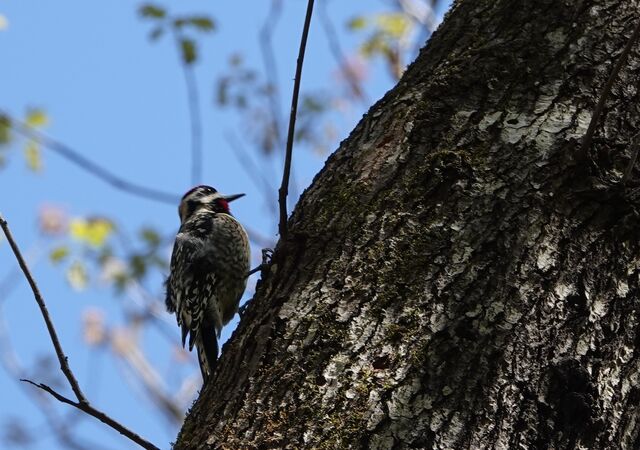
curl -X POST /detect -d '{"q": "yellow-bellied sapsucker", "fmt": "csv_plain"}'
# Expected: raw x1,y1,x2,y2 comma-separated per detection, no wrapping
165,185,250,382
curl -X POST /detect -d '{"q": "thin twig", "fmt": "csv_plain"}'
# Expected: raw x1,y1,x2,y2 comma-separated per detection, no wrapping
4,113,271,247
0,216,87,404
396,0,440,32
259,0,285,147
0,303,107,450
226,132,278,216
2,113,272,246
21,380,160,450
579,18,640,162
396,0,440,57
318,1,368,104
172,29,204,185
107,326,183,423
278,0,315,239
623,132,640,184
185,65,203,185
0,215,161,450
1,111,180,205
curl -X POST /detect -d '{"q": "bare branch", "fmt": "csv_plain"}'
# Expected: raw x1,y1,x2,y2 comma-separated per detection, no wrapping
108,327,183,423
185,63,204,185
319,1,368,104
3,114,273,249
0,215,161,450
225,132,278,216
278,0,316,239
21,380,160,450
171,29,204,185
579,18,640,162
1,111,180,205
0,215,86,404
395,0,439,31
21,379,79,406
0,302,107,450
259,0,285,147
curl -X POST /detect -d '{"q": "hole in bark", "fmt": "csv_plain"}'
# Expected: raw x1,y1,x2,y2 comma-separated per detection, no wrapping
565,293,587,314
559,392,593,424
628,386,640,404
316,375,326,386
469,110,482,124
372,355,391,370
547,359,599,439
634,330,640,350
454,318,477,340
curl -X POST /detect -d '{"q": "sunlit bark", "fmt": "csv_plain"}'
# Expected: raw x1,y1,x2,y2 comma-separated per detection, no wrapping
177,1,640,448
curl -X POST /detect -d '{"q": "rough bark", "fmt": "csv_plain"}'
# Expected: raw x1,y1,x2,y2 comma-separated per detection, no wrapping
176,1,640,448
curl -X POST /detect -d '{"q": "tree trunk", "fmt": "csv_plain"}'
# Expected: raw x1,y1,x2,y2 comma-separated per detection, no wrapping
176,1,640,448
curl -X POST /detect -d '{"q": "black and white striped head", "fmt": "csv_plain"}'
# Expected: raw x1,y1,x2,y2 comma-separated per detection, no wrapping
178,185,245,223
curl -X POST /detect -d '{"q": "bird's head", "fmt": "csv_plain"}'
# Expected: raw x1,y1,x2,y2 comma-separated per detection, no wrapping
178,185,245,223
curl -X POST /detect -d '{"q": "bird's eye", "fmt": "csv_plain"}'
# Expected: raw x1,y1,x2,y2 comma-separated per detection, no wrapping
179,200,200,221
187,200,199,215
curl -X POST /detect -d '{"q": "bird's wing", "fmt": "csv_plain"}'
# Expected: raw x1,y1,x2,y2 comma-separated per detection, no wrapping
167,231,222,350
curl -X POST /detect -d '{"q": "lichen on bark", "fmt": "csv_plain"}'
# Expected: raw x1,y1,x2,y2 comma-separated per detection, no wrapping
176,1,640,448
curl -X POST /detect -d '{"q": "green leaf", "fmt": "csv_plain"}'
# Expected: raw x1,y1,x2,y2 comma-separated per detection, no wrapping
66,262,88,291
180,38,197,65
25,108,48,128
24,141,42,172
187,16,215,32
139,4,166,19
360,34,388,58
347,16,367,31
301,95,325,113
129,254,147,279
150,254,169,270
140,227,161,247
113,273,129,292
70,218,114,247
49,246,70,264
375,13,411,39
0,115,11,146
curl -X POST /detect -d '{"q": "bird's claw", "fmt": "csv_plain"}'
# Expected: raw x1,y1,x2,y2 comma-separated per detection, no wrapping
247,248,274,278
261,248,273,266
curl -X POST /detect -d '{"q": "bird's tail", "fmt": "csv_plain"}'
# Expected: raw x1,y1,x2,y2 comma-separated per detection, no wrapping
195,323,219,383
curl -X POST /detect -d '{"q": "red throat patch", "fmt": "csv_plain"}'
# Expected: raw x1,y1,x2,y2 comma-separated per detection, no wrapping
217,199,230,213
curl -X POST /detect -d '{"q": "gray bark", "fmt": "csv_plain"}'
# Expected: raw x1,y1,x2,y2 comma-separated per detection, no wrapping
176,1,640,448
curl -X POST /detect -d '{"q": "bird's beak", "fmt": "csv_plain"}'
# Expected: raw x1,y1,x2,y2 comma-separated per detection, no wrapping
223,193,245,202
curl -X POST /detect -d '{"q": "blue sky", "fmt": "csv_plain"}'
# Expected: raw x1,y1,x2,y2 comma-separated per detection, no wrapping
0,1,449,448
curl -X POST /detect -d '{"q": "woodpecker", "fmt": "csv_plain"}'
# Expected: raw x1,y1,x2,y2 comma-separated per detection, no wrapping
165,185,250,382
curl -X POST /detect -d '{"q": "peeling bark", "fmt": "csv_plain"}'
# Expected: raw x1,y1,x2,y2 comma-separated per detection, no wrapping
176,1,640,448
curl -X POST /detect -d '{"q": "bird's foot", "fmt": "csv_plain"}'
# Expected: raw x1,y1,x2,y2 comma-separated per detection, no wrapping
247,248,274,278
